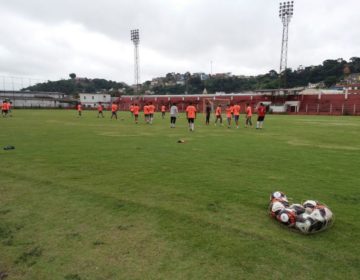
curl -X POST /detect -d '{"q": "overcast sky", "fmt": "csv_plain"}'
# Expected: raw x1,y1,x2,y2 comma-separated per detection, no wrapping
0,0,359,88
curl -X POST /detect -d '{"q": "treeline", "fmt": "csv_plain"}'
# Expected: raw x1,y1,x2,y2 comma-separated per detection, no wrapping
23,57,360,95
149,57,360,94
23,75,132,96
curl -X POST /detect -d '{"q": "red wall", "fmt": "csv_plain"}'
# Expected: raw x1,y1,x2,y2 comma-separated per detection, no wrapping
113,93,360,115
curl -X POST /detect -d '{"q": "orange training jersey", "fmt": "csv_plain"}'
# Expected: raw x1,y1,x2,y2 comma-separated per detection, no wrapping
161,105,166,112
230,106,234,114
111,104,118,112
130,105,134,112
77,104,82,111
186,105,197,119
98,104,103,111
148,104,155,114
246,106,252,116
143,105,150,114
133,105,140,115
215,107,221,116
225,107,232,118
233,105,240,116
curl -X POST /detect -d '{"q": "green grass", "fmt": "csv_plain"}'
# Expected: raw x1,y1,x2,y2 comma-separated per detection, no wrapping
0,110,359,280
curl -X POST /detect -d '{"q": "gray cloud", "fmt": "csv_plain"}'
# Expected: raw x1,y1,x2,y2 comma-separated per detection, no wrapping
0,0,359,87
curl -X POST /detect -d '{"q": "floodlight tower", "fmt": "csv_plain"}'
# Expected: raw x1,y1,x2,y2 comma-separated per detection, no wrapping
131,29,140,94
279,1,294,89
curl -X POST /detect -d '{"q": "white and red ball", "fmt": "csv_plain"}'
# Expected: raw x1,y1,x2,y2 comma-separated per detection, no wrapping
269,201,286,217
303,200,318,211
276,208,296,227
270,191,288,202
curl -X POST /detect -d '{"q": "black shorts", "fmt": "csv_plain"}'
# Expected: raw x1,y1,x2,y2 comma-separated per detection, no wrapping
234,115,239,121
149,114,154,118
257,116,265,121
188,118,194,124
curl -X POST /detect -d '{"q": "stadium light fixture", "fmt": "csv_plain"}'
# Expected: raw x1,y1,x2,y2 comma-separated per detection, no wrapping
130,29,140,94
278,1,294,89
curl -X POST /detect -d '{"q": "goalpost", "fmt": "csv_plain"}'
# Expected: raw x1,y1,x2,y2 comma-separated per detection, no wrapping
202,97,231,122
202,98,231,114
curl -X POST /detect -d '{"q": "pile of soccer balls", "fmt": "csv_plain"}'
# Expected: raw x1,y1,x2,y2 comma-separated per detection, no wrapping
269,191,334,234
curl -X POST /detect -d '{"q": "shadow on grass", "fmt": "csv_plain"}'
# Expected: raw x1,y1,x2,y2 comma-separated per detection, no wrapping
64,274,81,280
0,271,8,280
14,246,43,267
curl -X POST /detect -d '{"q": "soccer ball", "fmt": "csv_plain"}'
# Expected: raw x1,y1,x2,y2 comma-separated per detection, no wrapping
315,205,333,225
289,204,305,215
295,213,314,234
303,200,318,214
303,200,318,210
269,201,286,217
276,208,296,227
323,206,333,223
307,208,327,232
310,208,326,222
270,191,288,202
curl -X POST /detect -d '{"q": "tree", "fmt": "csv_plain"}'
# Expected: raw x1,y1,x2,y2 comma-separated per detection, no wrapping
324,76,337,87
69,73,77,79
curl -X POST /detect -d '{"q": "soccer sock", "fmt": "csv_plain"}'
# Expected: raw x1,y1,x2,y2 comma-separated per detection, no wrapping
257,121,260,128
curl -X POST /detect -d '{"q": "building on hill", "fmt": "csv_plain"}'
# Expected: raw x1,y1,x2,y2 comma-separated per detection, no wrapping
346,73,360,84
79,93,111,108
343,84,360,94
212,72,232,79
307,82,325,89
193,72,210,81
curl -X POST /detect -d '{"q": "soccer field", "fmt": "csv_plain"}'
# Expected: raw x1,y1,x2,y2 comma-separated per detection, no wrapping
0,110,359,280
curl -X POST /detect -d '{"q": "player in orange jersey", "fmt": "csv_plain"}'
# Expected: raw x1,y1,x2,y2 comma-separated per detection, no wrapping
215,104,223,126
225,104,233,128
111,102,118,119
233,103,241,128
130,104,134,116
2,101,9,117
161,105,166,119
97,102,104,118
133,103,140,124
143,103,150,124
245,103,252,128
148,102,155,124
185,102,197,131
77,103,82,117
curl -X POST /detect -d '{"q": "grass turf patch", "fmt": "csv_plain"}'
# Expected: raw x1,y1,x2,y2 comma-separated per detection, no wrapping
0,110,359,279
